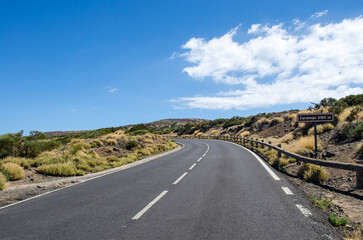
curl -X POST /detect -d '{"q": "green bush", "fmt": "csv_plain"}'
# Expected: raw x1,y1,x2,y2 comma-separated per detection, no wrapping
328,213,348,227
338,122,363,141
89,139,104,148
0,132,23,159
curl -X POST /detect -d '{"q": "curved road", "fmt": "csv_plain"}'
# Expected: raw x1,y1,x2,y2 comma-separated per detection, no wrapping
0,139,340,239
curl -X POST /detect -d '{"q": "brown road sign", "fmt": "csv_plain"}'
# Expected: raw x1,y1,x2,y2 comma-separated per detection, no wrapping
297,113,334,123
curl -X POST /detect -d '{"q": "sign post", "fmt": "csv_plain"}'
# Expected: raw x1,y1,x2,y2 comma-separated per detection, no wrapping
297,113,334,156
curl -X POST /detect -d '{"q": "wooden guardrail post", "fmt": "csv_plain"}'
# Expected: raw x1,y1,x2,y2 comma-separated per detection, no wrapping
261,140,264,149
277,144,282,159
268,141,271,151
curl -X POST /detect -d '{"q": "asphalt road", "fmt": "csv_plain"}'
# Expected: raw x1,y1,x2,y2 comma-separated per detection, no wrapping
0,139,341,240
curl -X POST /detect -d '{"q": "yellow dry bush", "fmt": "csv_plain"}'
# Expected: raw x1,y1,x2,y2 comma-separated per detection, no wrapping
278,132,294,144
193,130,200,135
104,139,118,146
1,163,25,180
298,109,315,114
142,138,154,144
298,122,306,129
307,123,334,135
283,135,321,154
2,156,30,169
211,130,218,135
240,131,250,137
298,163,328,184
37,162,77,176
288,113,297,121
87,150,100,159
0,172,7,190
144,133,156,139
256,117,270,125
89,139,104,148
271,117,284,123
196,132,203,136
104,147,113,154
338,107,354,123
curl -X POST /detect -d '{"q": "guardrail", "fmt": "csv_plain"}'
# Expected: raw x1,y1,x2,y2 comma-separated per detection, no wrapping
172,135,363,189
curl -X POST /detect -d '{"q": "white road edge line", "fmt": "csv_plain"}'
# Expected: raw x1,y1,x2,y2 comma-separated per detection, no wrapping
296,204,313,217
173,172,188,185
189,163,197,170
282,187,293,195
132,190,168,220
227,141,281,181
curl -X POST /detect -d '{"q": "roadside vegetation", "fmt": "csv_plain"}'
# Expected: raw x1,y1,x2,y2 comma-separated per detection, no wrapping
0,129,177,189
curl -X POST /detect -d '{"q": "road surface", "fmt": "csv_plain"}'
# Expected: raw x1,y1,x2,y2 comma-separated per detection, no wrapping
0,139,340,239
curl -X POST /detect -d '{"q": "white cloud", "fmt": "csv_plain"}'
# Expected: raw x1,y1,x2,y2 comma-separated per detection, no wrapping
311,10,328,19
172,16,363,110
105,87,118,93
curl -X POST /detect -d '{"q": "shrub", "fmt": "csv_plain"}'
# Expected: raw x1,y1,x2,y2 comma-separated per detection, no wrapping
104,139,118,146
279,132,294,144
270,117,284,125
89,139,104,148
328,213,348,227
1,163,25,180
0,172,7,190
240,131,250,137
0,132,23,158
142,138,154,144
2,156,30,169
104,147,113,154
311,194,332,209
37,163,77,176
298,163,328,184
126,140,138,150
338,122,363,141
272,158,289,170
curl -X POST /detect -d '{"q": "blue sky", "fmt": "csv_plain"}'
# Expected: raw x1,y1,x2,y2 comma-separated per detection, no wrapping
1,0,363,134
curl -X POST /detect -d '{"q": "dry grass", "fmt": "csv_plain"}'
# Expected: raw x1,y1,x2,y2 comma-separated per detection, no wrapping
37,162,77,176
89,139,104,148
0,172,7,190
1,163,25,180
271,117,284,123
256,117,270,125
298,163,328,184
307,123,334,135
211,130,218,135
104,139,118,146
2,156,30,169
278,132,294,144
142,138,154,144
240,131,250,137
344,225,363,240
283,135,321,154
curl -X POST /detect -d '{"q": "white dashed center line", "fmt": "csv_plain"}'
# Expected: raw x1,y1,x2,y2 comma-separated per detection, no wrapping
296,204,313,217
173,172,188,185
132,190,168,220
189,163,197,170
282,187,293,195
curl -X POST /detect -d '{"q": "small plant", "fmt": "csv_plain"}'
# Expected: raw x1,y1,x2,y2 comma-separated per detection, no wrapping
311,194,332,209
0,172,7,190
1,163,25,180
344,225,363,240
328,213,348,227
298,163,328,184
125,140,138,150
272,158,289,171
2,156,30,169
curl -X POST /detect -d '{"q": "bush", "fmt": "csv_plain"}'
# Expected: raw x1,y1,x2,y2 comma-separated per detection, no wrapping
126,140,138,150
272,158,289,170
0,172,7,190
0,132,23,158
240,131,250,137
298,163,328,184
1,163,25,180
328,213,348,227
89,139,104,148
104,139,118,146
307,123,334,136
2,156,30,169
338,122,363,141
37,163,77,176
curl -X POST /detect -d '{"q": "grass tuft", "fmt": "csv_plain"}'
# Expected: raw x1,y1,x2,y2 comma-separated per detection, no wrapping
1,162,25,180
298,163,328,184
328,213,348,227
37,162,77,176
0,172,7,190
2,156,30,169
